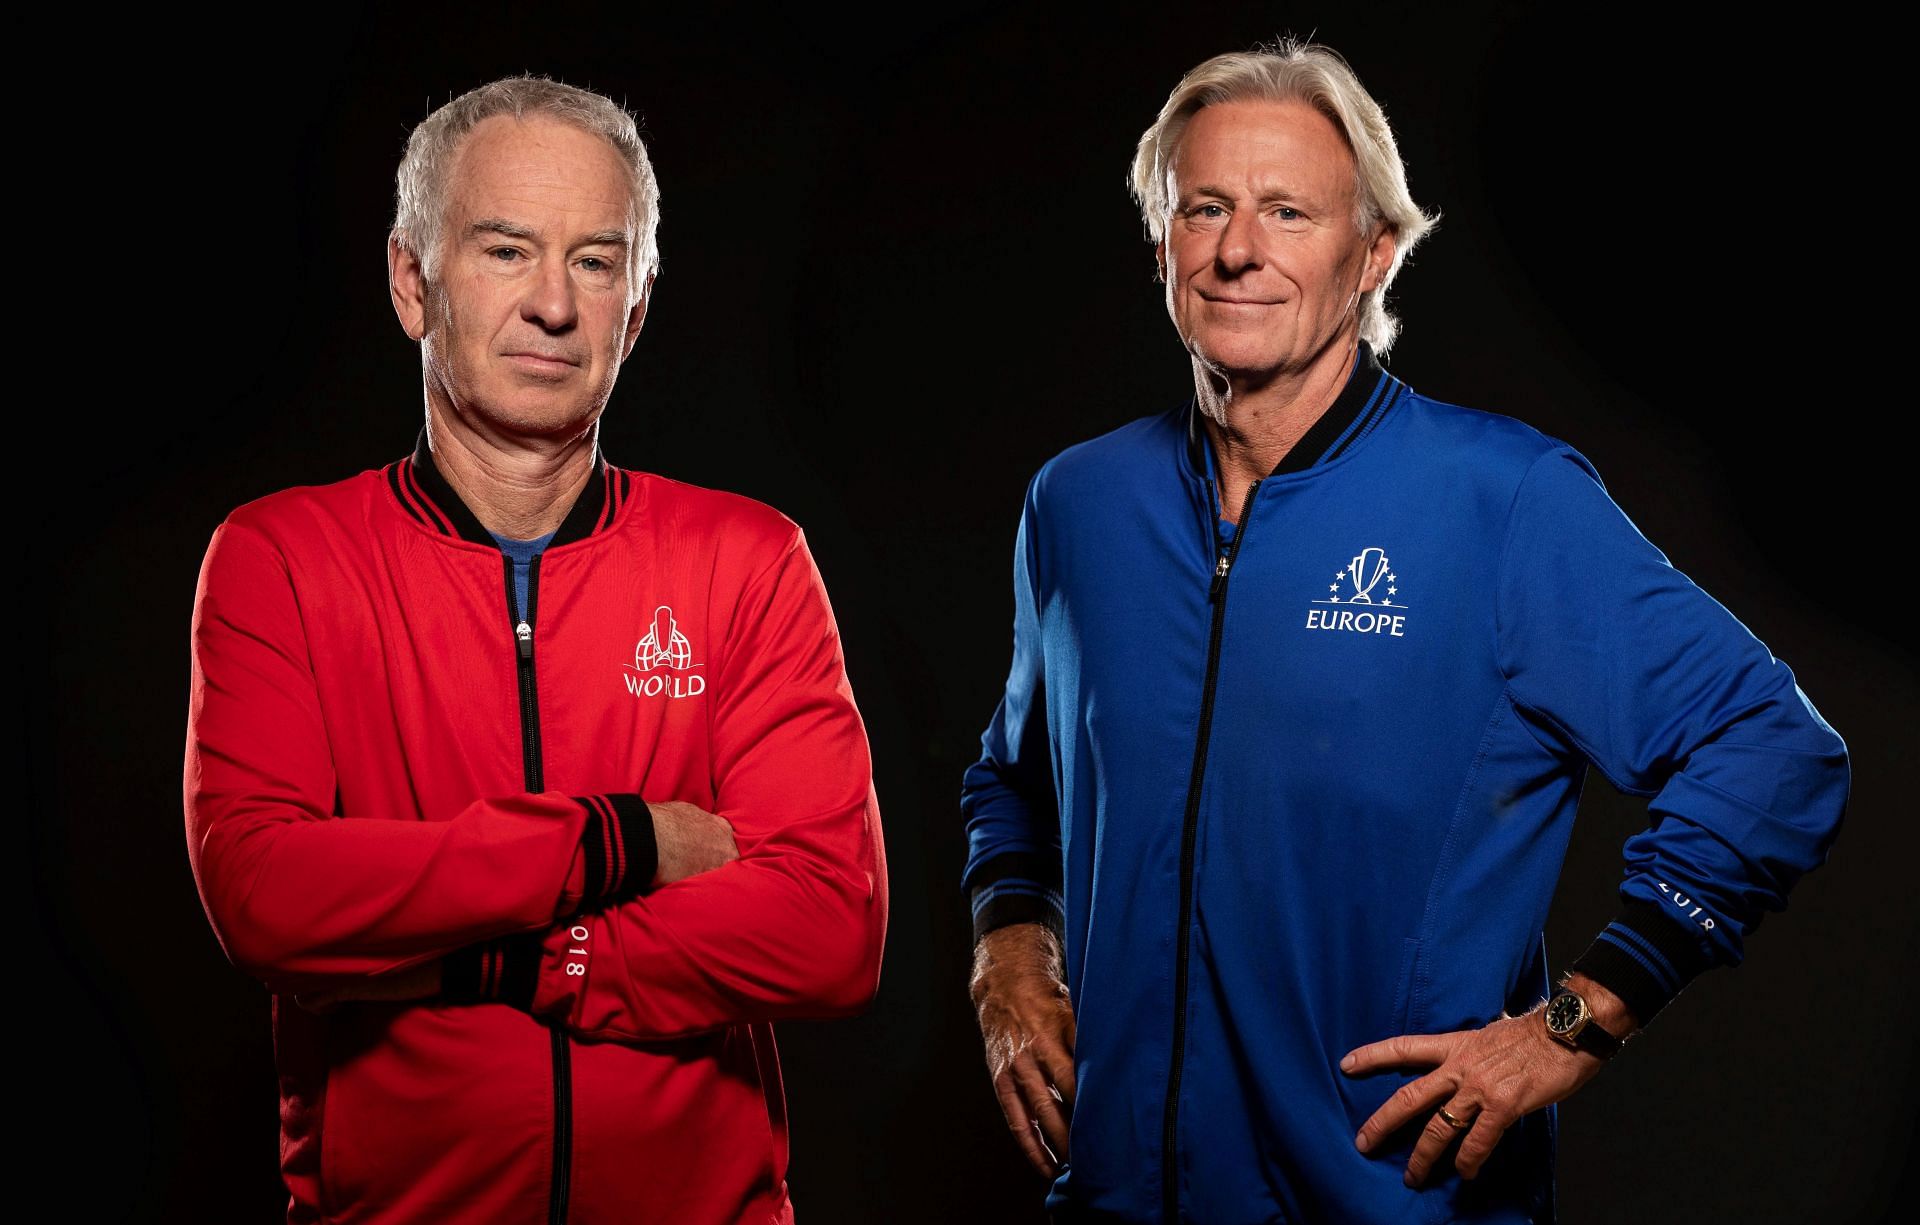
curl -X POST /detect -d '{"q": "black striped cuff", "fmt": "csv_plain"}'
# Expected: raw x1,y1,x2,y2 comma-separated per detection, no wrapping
968,850,1066,945
1569,897,1714,1026
442,931,543,1010
577,793,657,908
971,888,1066,946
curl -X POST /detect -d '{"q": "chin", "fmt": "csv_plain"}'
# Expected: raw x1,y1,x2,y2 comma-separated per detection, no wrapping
1192,341,1292,383
473,394,603,439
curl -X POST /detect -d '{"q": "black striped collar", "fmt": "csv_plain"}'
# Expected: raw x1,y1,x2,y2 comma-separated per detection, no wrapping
1184,338,1401,479
388,427,630,547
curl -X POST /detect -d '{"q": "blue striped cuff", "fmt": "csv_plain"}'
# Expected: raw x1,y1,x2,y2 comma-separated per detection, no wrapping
966,850,1065,945
1569,897,1714,1025
971,888,1065,949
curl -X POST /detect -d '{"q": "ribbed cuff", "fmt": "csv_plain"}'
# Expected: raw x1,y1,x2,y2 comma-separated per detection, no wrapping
1569,897,1714,1026
968,850,1066,946
576,793,657,908
442,931,543,1010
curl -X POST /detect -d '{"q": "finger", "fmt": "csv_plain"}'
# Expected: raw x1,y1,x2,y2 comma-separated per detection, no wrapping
1342,1031,1460,1075
991,1069,1056,1177
1013,1051,1071,1164
1035,1035,1078,1111
1403,1100,1476,1188
1355,1069,1452,1153
1453,1107,1513,1180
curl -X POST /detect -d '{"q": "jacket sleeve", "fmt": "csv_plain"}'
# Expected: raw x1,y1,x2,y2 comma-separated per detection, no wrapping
184,520,656,997
1493,446,1850,1025
451,527,888,1041
957,477,1065,946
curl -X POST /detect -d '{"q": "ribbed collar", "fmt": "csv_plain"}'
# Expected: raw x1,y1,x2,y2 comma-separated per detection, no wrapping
1184,338,1400,482
387,426,624,548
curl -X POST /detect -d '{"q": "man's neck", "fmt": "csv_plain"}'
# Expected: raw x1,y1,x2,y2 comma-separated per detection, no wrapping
424,402,599,540
1197,334,1360,525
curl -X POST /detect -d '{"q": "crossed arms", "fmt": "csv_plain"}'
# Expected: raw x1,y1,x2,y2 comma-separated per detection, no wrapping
184,517,887,1042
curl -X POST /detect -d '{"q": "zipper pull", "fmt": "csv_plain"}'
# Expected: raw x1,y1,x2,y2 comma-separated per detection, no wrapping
515,620,534,660
1209,553,1231,602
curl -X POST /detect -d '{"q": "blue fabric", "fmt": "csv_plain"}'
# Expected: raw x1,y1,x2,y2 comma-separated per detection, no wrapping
960,369,1849,1224
490,528,557,619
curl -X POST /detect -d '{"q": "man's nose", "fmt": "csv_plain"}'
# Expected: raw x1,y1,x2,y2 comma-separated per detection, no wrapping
520,257,578,331
1215,207,1262,274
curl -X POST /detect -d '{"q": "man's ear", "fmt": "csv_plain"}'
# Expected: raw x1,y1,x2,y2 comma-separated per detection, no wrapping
1360,225,1397,295
1154,239,1167,285
388,234,429,341
620,270,656,362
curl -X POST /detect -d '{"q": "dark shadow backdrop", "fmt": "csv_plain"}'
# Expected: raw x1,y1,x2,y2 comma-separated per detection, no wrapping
26,3,1913,1222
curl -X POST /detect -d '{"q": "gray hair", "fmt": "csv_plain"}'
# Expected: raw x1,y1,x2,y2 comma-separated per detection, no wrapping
393,75,660,290
1129,39,1437,356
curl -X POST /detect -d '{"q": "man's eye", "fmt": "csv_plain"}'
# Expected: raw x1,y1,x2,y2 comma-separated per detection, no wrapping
489,247,523,262
1275,207,1301,221
579,257,608,272
1196,204,1226,218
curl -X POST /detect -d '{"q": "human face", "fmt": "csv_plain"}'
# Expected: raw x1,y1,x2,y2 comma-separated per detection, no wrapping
391,114,650,437
1158,100,1393,386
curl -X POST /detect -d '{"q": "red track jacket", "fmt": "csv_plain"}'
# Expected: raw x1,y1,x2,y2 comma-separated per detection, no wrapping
184,434,888,1224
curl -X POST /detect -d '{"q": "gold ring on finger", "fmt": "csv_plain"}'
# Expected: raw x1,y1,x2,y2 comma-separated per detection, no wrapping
1436,1106,1468,1129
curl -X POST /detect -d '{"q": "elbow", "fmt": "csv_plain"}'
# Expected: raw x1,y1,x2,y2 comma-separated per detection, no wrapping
193,848,329,994
809,883,888,1018
205,898,311,994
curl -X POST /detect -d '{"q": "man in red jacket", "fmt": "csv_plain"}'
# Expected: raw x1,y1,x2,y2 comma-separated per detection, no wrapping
183,75,888,1225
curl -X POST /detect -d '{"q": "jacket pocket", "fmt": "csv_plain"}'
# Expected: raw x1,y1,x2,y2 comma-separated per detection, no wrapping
1387,937,1421,1035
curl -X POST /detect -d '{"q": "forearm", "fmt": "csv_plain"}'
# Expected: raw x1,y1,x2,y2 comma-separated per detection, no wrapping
453,792,887,1038
190,791,649,995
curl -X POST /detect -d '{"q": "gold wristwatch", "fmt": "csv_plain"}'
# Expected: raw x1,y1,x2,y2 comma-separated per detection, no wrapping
1543,987,1624,1059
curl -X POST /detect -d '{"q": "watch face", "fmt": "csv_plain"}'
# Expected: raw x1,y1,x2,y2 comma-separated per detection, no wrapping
1545,991,1586,1036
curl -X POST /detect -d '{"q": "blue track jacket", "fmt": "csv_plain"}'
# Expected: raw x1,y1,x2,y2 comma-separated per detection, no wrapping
961,342,1849,1224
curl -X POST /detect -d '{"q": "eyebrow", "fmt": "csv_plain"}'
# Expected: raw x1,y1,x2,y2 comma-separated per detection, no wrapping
469,218,538,241
1185,184,1315,205
467,219,631,250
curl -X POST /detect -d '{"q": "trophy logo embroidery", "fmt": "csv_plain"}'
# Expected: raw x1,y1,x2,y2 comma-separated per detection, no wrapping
1305,546,1409,636
622,605,706,697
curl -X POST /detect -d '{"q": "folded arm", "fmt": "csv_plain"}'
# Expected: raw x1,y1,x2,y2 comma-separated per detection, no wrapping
443,527,889,1040
184,520,651,997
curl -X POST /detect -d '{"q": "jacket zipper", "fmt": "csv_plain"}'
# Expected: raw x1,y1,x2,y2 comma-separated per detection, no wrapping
504,553,572,1225
1161,476,1260,1224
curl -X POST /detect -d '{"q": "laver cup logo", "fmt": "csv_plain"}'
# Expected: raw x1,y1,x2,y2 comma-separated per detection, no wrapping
623,605,706,698
1305,546,1409,637
1346,547,1390,603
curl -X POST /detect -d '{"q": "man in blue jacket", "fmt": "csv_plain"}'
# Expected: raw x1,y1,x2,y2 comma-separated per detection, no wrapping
961,40,1849,1224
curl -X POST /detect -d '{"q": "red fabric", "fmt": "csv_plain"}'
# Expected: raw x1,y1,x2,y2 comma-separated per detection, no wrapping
185,460,887,1224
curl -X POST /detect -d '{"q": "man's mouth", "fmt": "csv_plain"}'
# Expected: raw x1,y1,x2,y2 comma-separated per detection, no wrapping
503,352,581,371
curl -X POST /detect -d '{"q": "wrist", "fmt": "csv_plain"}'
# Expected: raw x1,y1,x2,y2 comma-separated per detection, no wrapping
1542,976,1635,1061
970,922,1065,1004
1559,971,1641,1039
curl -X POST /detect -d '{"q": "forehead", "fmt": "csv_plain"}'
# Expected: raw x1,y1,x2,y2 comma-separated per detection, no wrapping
1171,99,1356,201
444,113,635,233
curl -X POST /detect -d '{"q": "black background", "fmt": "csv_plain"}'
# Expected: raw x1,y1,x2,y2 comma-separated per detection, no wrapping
26,3,1913,1222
